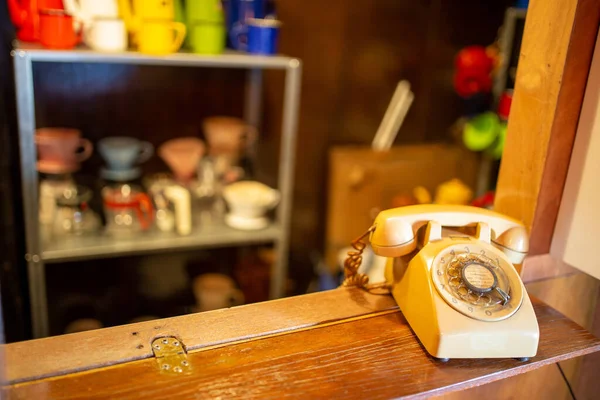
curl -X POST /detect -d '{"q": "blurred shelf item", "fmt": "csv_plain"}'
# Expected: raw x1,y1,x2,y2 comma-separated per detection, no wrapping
13,42,298,69
42,223,282,263
13,41,302,338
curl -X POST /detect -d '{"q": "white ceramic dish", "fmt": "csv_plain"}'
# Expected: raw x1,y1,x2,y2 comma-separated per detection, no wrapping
222,181,280,219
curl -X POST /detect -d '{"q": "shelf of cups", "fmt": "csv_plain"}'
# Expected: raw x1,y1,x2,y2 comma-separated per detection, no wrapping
13,42,297,70
41,221,282,263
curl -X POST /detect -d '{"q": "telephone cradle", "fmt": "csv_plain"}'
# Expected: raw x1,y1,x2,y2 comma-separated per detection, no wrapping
356,204,539,361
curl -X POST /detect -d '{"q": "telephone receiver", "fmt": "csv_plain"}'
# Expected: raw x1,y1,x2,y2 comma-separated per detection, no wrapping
370,204,529,263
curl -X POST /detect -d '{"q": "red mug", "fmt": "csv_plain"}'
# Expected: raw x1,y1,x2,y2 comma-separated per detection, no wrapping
39,9,82,49
7,0,64,42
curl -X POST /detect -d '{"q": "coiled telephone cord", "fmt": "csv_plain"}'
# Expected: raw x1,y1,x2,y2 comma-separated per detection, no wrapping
342,226,391,295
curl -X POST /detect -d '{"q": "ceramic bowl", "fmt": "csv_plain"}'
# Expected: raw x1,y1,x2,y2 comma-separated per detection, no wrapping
222,181,280,219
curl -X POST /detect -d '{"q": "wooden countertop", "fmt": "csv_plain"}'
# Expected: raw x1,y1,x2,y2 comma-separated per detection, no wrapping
2,288,600,399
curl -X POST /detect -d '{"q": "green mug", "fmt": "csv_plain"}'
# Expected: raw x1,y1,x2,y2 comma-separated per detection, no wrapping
176,0,225,53
190,21,225,54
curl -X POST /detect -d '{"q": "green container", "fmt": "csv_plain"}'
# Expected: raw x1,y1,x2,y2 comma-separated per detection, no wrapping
190,21,225,54
463,112,500,151
176,0,225,54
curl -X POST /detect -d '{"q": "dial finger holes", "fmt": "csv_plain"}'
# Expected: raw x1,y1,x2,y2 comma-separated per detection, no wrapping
458,286,469,296
467,292,479,303
480,294,492,305
449,277,461,287
447,267,460,278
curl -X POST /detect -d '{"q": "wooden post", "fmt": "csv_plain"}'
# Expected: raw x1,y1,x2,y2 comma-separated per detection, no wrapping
494,0,600,255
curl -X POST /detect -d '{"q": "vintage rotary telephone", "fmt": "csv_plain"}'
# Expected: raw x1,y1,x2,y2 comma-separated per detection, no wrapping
344,205,539,361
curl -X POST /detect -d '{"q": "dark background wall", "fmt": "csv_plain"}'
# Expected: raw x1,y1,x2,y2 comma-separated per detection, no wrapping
1,0,511,340
274,0,511,256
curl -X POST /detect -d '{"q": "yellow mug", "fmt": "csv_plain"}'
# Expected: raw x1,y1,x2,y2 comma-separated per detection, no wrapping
134,0,175,20
138,20,186,55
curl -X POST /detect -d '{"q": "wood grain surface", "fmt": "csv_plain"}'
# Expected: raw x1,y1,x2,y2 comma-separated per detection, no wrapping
494,0,600,255
2,288,398,384
440,270,600,400
3,297,599,400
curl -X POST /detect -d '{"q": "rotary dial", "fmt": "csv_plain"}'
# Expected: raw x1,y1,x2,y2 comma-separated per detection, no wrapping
431,244,523,322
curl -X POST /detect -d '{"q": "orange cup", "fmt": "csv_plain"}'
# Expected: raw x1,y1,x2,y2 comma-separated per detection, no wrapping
39,9,82,49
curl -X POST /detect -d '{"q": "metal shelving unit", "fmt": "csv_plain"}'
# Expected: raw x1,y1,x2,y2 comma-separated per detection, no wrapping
13,43,302,338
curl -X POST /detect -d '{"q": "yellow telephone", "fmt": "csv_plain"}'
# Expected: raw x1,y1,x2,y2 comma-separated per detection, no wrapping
367,204,539,361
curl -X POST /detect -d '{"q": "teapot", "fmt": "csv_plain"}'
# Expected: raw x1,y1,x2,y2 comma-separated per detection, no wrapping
103,183,154,234
118,0,176,41
8,0,64,42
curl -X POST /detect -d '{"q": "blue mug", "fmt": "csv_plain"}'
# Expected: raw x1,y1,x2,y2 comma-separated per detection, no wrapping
225,0,267,50
247,18,280,55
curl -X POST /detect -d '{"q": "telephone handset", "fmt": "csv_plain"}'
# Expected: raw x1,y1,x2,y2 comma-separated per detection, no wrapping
354,205,539,361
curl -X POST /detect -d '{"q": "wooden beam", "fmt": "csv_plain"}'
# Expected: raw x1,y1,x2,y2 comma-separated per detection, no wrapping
494,0,600,254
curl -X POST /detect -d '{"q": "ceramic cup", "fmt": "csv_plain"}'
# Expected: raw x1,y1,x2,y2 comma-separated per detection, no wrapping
158,137,206,183
463,112,500,151
202,116,257,159
192,273,244,312
226,0,266,50
86,18,127,52
190,21,225,54
36,128,93,168
247,18,280,55
223,180,280,219
39,9,82,49
138,20,186,55
98,137,154,171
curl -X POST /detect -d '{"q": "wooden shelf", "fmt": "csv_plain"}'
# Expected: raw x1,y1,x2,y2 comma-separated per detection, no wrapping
4,288,600,398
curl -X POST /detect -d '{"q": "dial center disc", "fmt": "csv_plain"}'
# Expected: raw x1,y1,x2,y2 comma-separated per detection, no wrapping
461,263,497,293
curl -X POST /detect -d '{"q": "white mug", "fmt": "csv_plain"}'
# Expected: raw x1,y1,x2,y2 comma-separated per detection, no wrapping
86,19,127,52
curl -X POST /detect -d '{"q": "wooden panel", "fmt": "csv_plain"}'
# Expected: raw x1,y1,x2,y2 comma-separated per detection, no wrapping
434,363,572,400
325,144,479,268
521,254,578,283
3,298,600,400
494,0,600,256
2,288,398,384
444,270,600,400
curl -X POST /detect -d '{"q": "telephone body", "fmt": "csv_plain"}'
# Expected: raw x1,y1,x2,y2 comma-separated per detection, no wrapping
371,205,539,360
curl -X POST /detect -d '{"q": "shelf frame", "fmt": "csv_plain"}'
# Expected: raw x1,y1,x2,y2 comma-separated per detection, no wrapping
13,44,302,338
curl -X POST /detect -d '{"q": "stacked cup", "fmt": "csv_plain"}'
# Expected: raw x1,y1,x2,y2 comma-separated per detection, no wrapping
63,0,127,52
119,0,186,55
180,0,225,54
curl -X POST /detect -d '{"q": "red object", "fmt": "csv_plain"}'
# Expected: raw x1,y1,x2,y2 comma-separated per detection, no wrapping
497,90,513,120
455,46,494,74
454,46,495,98
104,193,155,230
471,191,495,209
7,0,64,42
39,9,82,49
454,69,493,98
